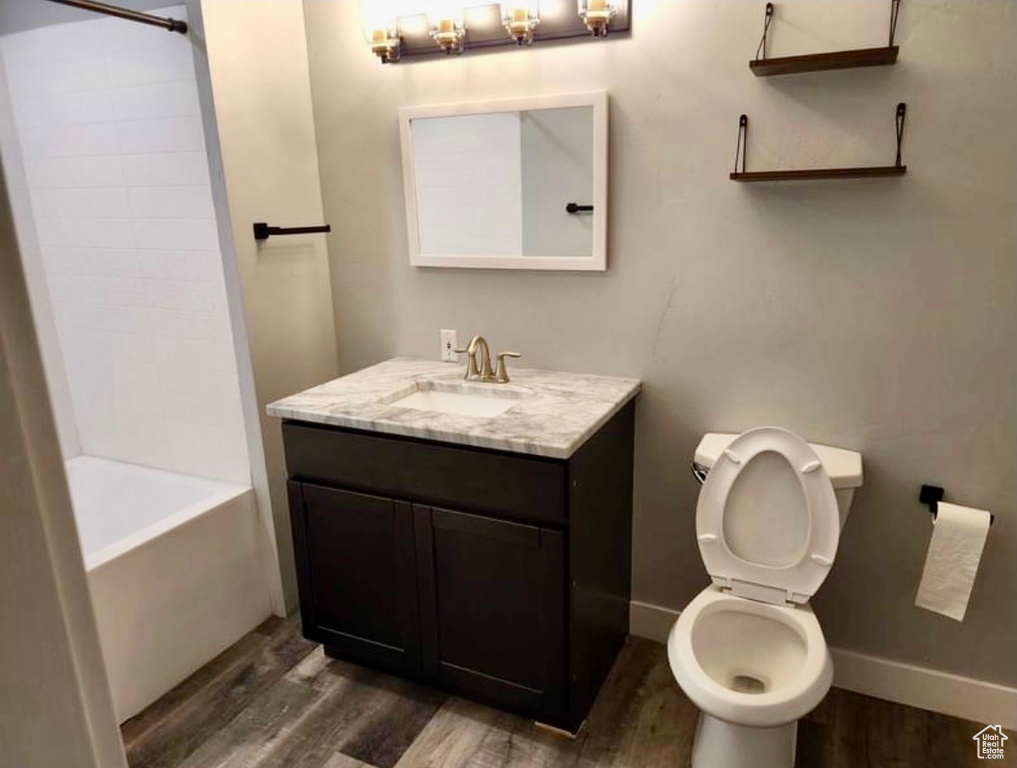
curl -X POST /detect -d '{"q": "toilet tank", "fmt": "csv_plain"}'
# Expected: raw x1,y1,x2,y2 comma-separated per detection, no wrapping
693,432,863,529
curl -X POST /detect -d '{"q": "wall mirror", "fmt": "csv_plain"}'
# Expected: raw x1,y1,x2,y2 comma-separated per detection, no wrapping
399,92,608,271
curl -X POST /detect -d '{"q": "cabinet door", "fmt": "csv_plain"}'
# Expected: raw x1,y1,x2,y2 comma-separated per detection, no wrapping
414,505,565,723
289,482,419,674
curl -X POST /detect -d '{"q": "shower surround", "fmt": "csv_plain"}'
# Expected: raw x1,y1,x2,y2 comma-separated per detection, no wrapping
0,5,274,721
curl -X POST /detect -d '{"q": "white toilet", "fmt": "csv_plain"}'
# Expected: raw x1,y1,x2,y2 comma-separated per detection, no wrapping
667,427,863,768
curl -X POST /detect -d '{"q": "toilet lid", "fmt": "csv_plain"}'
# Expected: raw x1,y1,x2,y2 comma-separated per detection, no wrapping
695,427,840,605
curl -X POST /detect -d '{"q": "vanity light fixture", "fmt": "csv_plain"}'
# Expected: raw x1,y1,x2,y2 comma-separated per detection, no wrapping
577,0,617,36
428,0,466,54
362,1,413,63
501,2,540,45
359,1,629,63
362,4,403,63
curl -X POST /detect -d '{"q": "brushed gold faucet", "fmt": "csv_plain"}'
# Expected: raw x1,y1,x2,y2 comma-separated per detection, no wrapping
455,336,521,383
456,335,492,381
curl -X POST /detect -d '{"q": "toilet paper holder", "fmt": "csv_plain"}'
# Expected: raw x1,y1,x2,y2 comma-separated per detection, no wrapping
919,485,994,527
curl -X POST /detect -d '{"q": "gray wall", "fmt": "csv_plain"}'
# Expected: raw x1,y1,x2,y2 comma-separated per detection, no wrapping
200,0,339,613
303,0,1016,686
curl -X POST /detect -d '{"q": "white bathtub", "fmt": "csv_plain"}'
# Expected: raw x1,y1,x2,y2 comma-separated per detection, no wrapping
66,456,274,723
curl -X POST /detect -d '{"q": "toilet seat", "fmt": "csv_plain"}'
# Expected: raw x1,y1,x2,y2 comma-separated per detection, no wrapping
668,586,833,728
696,427,840,605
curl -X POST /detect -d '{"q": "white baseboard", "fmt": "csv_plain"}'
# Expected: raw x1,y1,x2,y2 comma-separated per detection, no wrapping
628,599,1016,730
829,648,1016,730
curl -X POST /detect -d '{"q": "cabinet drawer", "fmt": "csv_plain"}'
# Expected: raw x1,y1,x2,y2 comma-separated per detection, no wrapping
282,421,566,526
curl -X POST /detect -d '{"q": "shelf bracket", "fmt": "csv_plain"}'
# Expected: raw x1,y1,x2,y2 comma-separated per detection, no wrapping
733,115,748,175
730,103,908,181
889,0,902,47
755,0,901,64
895,102,907,167
755,3,774,61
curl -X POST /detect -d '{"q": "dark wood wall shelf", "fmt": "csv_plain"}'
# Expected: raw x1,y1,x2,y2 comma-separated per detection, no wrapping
731,166,906,182
751,1,901,76
751,46,899,77
730,104,908,182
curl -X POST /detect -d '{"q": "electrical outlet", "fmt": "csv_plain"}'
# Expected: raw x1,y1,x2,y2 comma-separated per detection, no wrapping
440,329,459,362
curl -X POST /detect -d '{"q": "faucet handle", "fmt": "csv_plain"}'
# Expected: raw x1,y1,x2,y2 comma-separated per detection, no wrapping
453,346,480,380
494,352,521,383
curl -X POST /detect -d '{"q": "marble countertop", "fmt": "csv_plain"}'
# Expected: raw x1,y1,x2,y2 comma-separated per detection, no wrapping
266,358,641,459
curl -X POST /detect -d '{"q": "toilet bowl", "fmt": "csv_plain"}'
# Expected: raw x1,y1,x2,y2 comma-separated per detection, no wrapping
668,587,832,767
667,427,863,768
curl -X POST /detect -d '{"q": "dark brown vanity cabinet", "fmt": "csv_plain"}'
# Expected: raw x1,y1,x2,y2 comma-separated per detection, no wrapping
282,400,634,732
414,506,566,719
289,484,420,675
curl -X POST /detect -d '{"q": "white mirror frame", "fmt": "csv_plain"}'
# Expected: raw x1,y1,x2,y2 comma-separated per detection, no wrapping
399,91,608,271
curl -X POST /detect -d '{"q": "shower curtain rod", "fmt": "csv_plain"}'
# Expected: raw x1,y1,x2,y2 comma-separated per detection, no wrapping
42,0,188,34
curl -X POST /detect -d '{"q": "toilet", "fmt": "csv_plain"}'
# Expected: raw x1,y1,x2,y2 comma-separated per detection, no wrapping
667,427,863,768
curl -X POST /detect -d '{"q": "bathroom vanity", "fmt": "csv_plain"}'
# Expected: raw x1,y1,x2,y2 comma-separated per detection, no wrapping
268,358,639,732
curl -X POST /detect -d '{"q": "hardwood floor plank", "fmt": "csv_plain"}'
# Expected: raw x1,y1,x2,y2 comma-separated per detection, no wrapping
796,689,839,768
178,650,369,768
923,709,1016,768
125,615,317,768
256,657,444,768
120,618,276,751
580,643,697,768
795,719,836,768
829,688,1017,768
835,688,918,768
177,678,325,768
125,624,1011,768
254,616,289,637
392,636,686,768
455,715,582,768
335,669,447,768
443,694,595,768
177,646,445,768
573,637,686,768
323,756,376,768
392,697,515,768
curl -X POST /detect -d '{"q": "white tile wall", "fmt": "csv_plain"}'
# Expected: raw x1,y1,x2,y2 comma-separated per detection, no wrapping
1,7,251,486
121,151,211,187
27,155,126,188
0,58,82,459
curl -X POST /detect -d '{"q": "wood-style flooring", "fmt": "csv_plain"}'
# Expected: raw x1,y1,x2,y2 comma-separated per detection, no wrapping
122,615,1015,768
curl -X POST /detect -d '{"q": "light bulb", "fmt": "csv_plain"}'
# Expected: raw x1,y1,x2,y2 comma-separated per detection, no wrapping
360,0,403,62
427,0,466,54
577,0,616,37
500,2,540,46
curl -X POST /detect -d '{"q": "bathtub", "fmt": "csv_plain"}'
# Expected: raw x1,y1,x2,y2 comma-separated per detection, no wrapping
66,456,274,723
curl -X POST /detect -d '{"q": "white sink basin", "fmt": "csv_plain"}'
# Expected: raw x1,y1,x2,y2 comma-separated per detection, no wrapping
387,383,524,418
391,389,518,418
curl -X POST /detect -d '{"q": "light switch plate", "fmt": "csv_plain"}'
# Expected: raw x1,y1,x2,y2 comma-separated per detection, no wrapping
440,329,459,362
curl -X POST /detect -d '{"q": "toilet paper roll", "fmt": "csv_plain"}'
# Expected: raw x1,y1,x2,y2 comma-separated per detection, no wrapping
915,502,991,621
